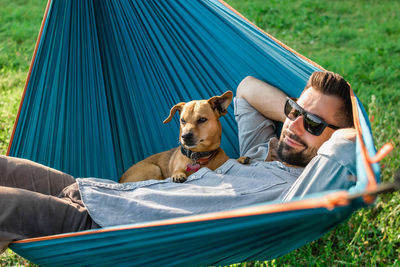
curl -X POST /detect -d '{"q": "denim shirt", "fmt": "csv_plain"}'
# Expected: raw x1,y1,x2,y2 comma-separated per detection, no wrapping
77,98,356,227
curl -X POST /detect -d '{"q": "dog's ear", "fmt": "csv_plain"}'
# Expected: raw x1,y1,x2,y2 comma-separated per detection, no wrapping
208,91,233,117
163,102,186,124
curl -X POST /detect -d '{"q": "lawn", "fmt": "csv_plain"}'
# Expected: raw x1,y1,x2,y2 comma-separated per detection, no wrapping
1,0,399,266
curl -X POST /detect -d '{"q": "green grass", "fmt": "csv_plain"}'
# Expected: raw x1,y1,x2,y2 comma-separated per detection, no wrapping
1,0,399,266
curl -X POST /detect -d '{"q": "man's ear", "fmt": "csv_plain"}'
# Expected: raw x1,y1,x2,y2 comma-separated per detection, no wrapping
163,102,186,123
208,91,233,117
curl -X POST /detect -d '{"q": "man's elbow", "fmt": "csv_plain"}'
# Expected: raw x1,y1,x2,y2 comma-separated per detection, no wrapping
236,76,257,99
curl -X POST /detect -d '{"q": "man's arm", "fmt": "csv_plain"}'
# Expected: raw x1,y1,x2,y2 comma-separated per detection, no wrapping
281,129,357,201
236,76,287,122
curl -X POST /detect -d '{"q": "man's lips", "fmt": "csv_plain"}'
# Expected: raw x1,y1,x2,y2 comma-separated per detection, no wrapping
284,135,305,149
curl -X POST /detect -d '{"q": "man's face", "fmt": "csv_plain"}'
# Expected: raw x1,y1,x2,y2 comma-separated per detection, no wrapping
277,87,343,166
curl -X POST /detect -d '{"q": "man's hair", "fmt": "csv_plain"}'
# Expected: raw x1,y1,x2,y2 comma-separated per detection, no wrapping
304,71,354,128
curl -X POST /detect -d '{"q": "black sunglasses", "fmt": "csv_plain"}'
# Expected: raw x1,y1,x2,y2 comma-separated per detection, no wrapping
284,97,340,136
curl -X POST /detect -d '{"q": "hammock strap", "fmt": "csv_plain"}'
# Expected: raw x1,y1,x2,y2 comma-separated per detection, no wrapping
350,89,393,200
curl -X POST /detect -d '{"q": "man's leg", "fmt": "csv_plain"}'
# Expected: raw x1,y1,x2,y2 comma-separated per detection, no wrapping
0,186,99,253
0,156,99,253
0,155,75,196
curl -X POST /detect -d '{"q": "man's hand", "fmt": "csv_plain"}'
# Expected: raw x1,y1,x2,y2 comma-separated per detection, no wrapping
333,128,357,142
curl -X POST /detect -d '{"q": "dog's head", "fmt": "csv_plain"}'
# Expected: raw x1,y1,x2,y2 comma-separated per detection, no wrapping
163,91,233,152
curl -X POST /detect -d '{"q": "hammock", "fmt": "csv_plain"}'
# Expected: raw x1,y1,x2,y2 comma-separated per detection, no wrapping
6,0,392,266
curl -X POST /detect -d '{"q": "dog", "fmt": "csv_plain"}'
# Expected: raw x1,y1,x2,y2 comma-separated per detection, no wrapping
119,91,233,183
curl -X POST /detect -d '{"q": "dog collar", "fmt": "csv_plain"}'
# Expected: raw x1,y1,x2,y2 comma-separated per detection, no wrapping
180,146,219,166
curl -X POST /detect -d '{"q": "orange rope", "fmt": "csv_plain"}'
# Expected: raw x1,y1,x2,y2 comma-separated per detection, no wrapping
350,90,393,203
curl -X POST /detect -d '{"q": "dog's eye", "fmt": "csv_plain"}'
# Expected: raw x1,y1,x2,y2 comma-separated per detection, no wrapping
181,118,186,124
197,117,207,124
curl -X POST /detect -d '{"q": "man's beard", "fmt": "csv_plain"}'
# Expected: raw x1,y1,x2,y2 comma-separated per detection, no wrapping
277,131,318,167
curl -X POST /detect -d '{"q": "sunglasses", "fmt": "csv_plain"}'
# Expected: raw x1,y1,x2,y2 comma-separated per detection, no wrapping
284,97,340,136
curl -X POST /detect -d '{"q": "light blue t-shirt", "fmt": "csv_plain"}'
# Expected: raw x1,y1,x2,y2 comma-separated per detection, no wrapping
77,98,356,227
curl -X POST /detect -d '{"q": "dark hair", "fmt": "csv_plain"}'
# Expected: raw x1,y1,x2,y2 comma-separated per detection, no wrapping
304,71,354,128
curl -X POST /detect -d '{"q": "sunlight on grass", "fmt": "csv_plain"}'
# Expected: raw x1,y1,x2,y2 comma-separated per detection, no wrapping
0,70,25,154
0,249,35,266
1,0,399,265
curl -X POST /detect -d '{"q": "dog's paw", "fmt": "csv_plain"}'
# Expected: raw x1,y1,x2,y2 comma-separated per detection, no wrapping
172,173,188,183
237,156,251,165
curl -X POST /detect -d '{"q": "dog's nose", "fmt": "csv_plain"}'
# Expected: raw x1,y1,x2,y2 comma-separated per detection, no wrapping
181,132,194,144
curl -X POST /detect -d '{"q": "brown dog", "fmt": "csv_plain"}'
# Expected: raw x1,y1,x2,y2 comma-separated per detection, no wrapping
119,91,233,183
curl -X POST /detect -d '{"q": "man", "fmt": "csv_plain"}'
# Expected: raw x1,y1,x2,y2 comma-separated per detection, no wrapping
0,71,356,252
236,72,355,200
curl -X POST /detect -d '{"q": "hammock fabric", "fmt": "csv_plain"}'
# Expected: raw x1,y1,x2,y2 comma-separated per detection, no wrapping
6,0,391,266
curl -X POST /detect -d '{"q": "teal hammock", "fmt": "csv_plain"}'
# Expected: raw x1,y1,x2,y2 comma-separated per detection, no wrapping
7,0,390,266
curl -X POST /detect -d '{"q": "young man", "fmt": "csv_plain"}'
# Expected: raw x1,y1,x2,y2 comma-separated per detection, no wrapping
0,71,356,253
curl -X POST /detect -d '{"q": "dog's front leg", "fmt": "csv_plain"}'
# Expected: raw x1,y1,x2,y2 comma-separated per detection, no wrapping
237,156,251,165
171,171,187,183
169,152,190,183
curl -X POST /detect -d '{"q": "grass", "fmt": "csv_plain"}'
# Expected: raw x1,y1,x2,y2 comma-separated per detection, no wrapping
0,0,399,266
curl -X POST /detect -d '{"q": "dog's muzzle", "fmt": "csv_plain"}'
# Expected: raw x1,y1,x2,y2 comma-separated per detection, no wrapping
181,132,196,146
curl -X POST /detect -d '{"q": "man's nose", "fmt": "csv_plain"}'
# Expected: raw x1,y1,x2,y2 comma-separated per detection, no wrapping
288,115,305,135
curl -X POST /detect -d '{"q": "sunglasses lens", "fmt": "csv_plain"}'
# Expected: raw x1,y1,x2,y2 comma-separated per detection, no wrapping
285,100,301,120
304,114,325,136
284,98,327,136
